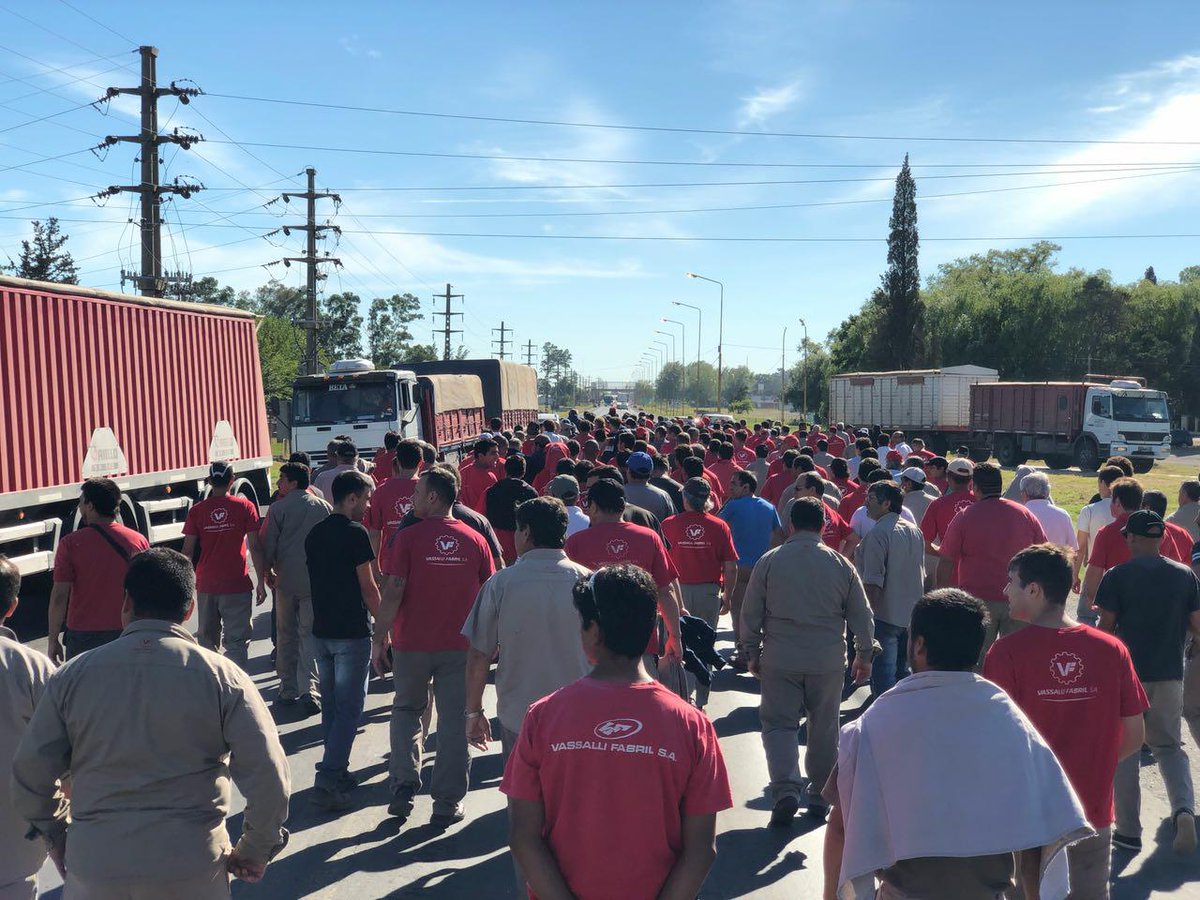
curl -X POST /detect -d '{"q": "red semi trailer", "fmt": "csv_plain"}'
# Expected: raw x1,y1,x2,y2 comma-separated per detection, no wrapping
0,275,273,575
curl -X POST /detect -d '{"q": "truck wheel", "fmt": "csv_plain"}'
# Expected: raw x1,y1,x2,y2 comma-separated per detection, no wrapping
995,436,1019,468
1045,454,1071,470
968,446,992,464
1131,458,1155,475
1073,438,1100,472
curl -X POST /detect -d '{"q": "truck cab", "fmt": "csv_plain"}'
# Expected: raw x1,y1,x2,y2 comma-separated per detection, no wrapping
290,360,421,466
1082,380,1171,472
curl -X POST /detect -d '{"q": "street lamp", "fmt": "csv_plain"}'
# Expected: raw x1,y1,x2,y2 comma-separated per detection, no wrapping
780,326,788,424
797,316,809,424
654,334,674,413
686,272,724,411
649,345,666,410
662,317,686,407
672,300,702,408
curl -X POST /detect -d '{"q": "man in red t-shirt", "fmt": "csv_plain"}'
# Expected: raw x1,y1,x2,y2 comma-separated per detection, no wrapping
365,439,422,580
458,438,501,512
732,430,757,468
1081,478,1144,620
182,462,264,670
921,458,977,589
48,478,149,662
1142,490,1193,565
909,437,937,462
708,443,743,498
374,465,495,827
936,463,1046,659
566,479,683,664
371,431,401,486
502,564,732,899
662,478,738,708
985,544,1147,896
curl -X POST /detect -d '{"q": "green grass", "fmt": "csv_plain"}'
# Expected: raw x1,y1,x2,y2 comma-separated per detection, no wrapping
1010,457,1196,520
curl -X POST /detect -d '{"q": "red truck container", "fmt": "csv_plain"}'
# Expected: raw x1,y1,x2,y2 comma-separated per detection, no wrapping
416,374,486,453
0,275,272,575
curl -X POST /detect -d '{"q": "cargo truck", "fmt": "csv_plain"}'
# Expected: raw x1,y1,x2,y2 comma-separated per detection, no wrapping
289,358,538,465
0,275,273,576
829,366,1171,473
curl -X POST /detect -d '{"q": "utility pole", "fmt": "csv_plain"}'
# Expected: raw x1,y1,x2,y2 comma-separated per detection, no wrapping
278,168,342,376
491,321,512,360
523,339,538,368
431,283,464,360
94,46,203,298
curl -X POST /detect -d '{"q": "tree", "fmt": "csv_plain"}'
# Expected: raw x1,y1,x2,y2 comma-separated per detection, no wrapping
721,365,754,408
172,275,237,306
1144,266,1158,285
655,361,686,403
539,342,573,408
873,155,924,368
784,338,832,419
257,316,305,404
400,343,440,363
320,292,364,360
1180,266,1200,285
4,217,78,284
366,292,425,368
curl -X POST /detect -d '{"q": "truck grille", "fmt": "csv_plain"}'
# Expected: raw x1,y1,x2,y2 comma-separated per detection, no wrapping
1122,431,1166,443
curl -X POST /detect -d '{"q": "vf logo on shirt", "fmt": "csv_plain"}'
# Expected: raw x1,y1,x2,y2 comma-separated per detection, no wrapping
1050,651,1085,686
435,535,461,556
606,539,630,558
394,498,414,517
594,718,643,740
685,524,705,541
211,508,228,524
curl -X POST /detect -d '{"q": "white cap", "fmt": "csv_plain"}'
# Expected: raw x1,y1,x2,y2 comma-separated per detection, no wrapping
900,466,926,484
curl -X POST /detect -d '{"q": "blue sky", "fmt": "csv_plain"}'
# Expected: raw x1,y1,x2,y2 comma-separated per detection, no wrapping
3,1,1200,384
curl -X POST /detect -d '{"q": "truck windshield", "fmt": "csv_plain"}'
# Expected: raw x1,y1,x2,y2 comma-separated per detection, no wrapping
1112,394,1168,424
294,382,397,425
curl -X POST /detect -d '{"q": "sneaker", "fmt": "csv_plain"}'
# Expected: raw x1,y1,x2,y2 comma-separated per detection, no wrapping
273,695,298,708
769,794,799,828
1112,832,1142,853
336,771,360,793
387,785,415,821
430,805,465,828
297,694,322,718
1174,811,1197,855
805,798,831,820
313,786,351,812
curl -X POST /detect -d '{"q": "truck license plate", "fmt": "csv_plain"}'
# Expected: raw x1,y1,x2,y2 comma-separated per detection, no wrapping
1137,446,1150,453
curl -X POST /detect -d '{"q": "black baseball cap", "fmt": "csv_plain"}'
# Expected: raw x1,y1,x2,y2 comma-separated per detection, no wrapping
1122,509,1165,538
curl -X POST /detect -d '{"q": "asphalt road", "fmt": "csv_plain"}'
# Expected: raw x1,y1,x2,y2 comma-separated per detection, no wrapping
13,584,1198,899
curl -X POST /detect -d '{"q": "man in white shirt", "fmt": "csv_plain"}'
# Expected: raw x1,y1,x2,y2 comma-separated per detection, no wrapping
1019,471,1078,550
1074,466,1123,621
547,475,590,537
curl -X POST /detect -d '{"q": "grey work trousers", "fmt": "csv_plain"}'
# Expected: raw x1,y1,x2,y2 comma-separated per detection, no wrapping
64,864,230,899
680,582,721,708
274,589,317,700
389,650,470,816
196,592,253,670
499,725,527,899
728,565,755,649
1066,827,1111,899
759,668,843,803
1184,639,1200,749
1114,679,1195,837
0,875,36,900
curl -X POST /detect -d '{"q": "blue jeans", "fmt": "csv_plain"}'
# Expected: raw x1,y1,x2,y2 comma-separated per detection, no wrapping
312,636,371,790
871,620,909,696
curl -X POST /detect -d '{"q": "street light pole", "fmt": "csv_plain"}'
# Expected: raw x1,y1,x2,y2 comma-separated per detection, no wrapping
685,273,724,412
662,317,686,410
654,331,675,414
797,317,809,424
671,300,702,411
780,326,788,424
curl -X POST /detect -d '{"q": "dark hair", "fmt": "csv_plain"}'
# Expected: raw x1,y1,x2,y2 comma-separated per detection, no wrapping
586,478,626,514
505,454,527,478
556,457,576,476
473,438,497,458
332,470,373,504
652,454,669,472
858,458,881,481
1104,456,1134,478
81,477,121,517
910,589,989,671
868,480,903,513
860,447,878,461
0,554,20,612
865,468,892,484
335,440,358,462
1111,477,1144,513
590,464,622,484
926,456,948,471
790,496,825,532
575,460,595,482
288,450,312,466
755,443,769,458
489,416,503,431
1009,544,1072,606
125,548,194,623
718,443,734,461
795,455,816,473
799,446,814,458
817,439,828,451
1182,480,1200,503
567,439,580,457
421,466,459,506
543,418,558,433
1096,465,1124,487
682,457,706,479
420,442,437,466
731,469,757,492
1141,489,1168,517
972,462,1003,497
516,496,569,549
855,437,872,451
829,457,849,478
279,462,311,489
615,450,632,471
800,472,825,495
572,565,658,659
948,470,972,488
395,440,422,470
384,431,401,451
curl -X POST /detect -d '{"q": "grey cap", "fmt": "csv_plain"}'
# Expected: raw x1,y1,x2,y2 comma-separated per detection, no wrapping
683,476,712,505
547,474,580,500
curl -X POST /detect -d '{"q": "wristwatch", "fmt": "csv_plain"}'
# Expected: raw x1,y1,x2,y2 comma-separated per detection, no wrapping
464,709,485,720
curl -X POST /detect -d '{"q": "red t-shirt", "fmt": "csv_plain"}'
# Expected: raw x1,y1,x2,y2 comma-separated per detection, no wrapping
1164,522,1192,565
459,464,499,513
1088,514,1130,572
565,522,678,588
837,484,867,522
820,504,852,552
661,512,738,585
827,435,847,458
920,490,977,584
984,624,1148,829
372,449,396,485
53,523,149,631
383,516,495,652
938,497,1047,604
708,460,742,497
183,494,260,594
501,678,733,900
761,471,795,507
931,476,949,494
915,448,937,461
808,431,827,449
732,446,756,468
364,477,419,568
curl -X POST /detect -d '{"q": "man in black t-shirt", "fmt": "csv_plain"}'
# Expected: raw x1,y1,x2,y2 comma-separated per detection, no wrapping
483,454,538,565
305,470,381,811
1097,510,1200,855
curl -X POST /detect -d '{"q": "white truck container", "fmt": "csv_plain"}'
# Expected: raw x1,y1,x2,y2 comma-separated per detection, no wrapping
828,365,1000,438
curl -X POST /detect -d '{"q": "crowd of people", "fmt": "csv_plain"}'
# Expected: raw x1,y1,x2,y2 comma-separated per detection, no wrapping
1,408,1199,899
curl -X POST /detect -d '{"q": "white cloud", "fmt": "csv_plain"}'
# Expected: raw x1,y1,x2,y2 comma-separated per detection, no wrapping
736,77,806,128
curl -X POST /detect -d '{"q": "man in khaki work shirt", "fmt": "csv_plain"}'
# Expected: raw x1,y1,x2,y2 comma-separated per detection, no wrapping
11,548,290,900
740,497,875,829
0,555,56,900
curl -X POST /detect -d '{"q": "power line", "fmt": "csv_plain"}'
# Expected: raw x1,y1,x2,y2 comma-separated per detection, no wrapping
203,90,1200,146
0,5,136,72
53,0,138,47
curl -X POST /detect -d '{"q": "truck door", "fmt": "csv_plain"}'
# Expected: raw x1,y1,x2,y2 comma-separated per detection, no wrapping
1085,390,1116,448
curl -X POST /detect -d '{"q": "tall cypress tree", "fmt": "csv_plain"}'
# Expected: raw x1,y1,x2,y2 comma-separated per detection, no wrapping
873,154,924,368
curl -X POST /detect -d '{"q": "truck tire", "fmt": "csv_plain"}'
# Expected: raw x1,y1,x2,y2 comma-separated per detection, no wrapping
1131,457,1155,475
995,436,1019,468
1073,437,1100,472
968,446,992,464
1045,454,1072,470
